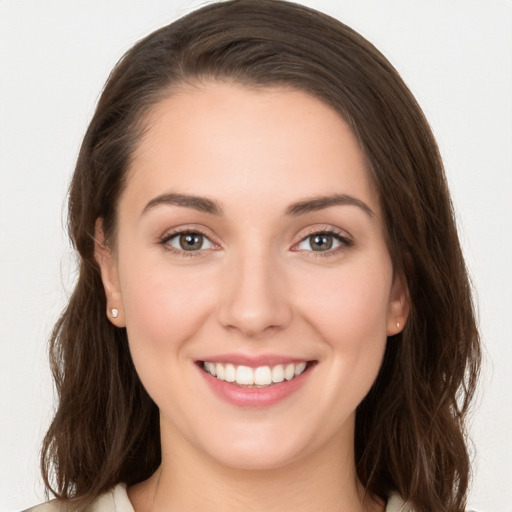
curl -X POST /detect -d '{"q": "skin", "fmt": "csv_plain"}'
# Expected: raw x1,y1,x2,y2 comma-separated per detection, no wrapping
95,82,409,512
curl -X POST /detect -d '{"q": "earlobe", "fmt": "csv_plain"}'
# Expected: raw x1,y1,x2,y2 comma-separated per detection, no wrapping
387,273,410,336
94,219,126,327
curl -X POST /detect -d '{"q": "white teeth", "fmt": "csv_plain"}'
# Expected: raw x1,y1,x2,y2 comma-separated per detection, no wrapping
203,361,309,386
284,363,295,381
271,364,284,383
236,365,254,385
295,362,307,376
204,362,216,376
254,366,272,386
225,363,236,383
215,363,225,380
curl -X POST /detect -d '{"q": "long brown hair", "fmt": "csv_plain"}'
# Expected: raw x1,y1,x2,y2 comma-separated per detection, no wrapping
41,1,481,510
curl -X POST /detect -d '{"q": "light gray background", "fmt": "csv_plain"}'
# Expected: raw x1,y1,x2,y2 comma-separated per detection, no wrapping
1,1,511,510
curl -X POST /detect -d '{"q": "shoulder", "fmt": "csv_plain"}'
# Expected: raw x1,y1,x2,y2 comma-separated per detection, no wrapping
386,493,414,511
386,493,482,512
21,484,133,512
22,503,62,512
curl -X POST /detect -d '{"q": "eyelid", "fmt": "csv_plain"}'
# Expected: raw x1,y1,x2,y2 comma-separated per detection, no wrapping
291,225,353,254
157,224,352,256
158,225,221,254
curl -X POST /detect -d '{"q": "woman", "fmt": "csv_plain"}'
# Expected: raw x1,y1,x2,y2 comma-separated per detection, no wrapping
26,1,480,511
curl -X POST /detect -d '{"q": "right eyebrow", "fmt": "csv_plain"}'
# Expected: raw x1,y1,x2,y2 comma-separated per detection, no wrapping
140,192,224,217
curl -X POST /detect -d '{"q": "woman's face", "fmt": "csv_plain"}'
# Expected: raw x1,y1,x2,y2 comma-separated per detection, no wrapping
96,82,407,471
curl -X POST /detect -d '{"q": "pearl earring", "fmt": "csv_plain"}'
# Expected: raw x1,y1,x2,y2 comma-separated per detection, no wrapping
111,308,119,319
396,321,400,329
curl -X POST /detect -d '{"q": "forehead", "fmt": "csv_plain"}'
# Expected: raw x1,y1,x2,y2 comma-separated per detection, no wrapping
124,81,379,215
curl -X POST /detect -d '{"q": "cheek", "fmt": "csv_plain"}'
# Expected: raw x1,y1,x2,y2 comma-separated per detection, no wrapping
298,261,392,413
299,259,393,340
118,255,216,359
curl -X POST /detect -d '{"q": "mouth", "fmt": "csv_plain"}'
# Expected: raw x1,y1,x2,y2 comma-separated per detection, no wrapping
199,360,314,388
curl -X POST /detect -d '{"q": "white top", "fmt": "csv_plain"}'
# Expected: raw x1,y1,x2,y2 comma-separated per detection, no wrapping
24,484,415,512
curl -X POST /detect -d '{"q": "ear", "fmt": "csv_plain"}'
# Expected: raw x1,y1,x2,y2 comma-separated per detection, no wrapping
387,272,410,336
94,218,126,327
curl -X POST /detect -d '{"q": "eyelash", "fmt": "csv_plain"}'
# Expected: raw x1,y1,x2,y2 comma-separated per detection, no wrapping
158,227,353,257
292,228,353,258
159,227,217,258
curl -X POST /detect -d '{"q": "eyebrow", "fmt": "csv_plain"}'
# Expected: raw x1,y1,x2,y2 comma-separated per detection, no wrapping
285,194,374,218
140,192,374,218
141,193,224,216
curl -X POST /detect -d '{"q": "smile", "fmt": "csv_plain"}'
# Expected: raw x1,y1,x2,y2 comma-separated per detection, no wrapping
202,361,308,387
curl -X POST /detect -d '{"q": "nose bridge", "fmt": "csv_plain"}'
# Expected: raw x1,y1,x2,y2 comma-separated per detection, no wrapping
218,242,292,338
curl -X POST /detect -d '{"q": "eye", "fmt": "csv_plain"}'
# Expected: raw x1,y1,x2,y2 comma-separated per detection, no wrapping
164,231,215,252
295,232,350,252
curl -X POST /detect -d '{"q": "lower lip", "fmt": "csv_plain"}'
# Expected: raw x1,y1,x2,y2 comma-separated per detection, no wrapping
198,364,312,408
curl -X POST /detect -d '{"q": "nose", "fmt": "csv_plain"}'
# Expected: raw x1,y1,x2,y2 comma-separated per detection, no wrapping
217,248,293,339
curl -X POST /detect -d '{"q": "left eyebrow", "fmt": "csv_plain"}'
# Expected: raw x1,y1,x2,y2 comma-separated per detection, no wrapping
285,194,375,218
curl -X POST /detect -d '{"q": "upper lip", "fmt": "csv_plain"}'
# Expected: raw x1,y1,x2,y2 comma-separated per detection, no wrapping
196,353,313,368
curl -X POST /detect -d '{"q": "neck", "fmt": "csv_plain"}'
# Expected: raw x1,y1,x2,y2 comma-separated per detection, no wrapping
128,422,384,512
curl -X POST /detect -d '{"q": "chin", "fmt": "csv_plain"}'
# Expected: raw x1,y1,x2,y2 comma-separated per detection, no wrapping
191,418,335,472
206,443,306,472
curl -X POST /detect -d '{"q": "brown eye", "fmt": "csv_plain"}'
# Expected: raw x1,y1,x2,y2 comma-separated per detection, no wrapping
295,231,351,253
309,234,333,251
179,233,204,251
165,231,215,252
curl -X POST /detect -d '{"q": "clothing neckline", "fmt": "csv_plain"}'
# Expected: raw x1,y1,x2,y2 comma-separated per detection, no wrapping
110,483,412,512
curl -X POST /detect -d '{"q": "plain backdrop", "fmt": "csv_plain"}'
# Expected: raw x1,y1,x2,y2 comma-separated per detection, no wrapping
1,1,511,511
